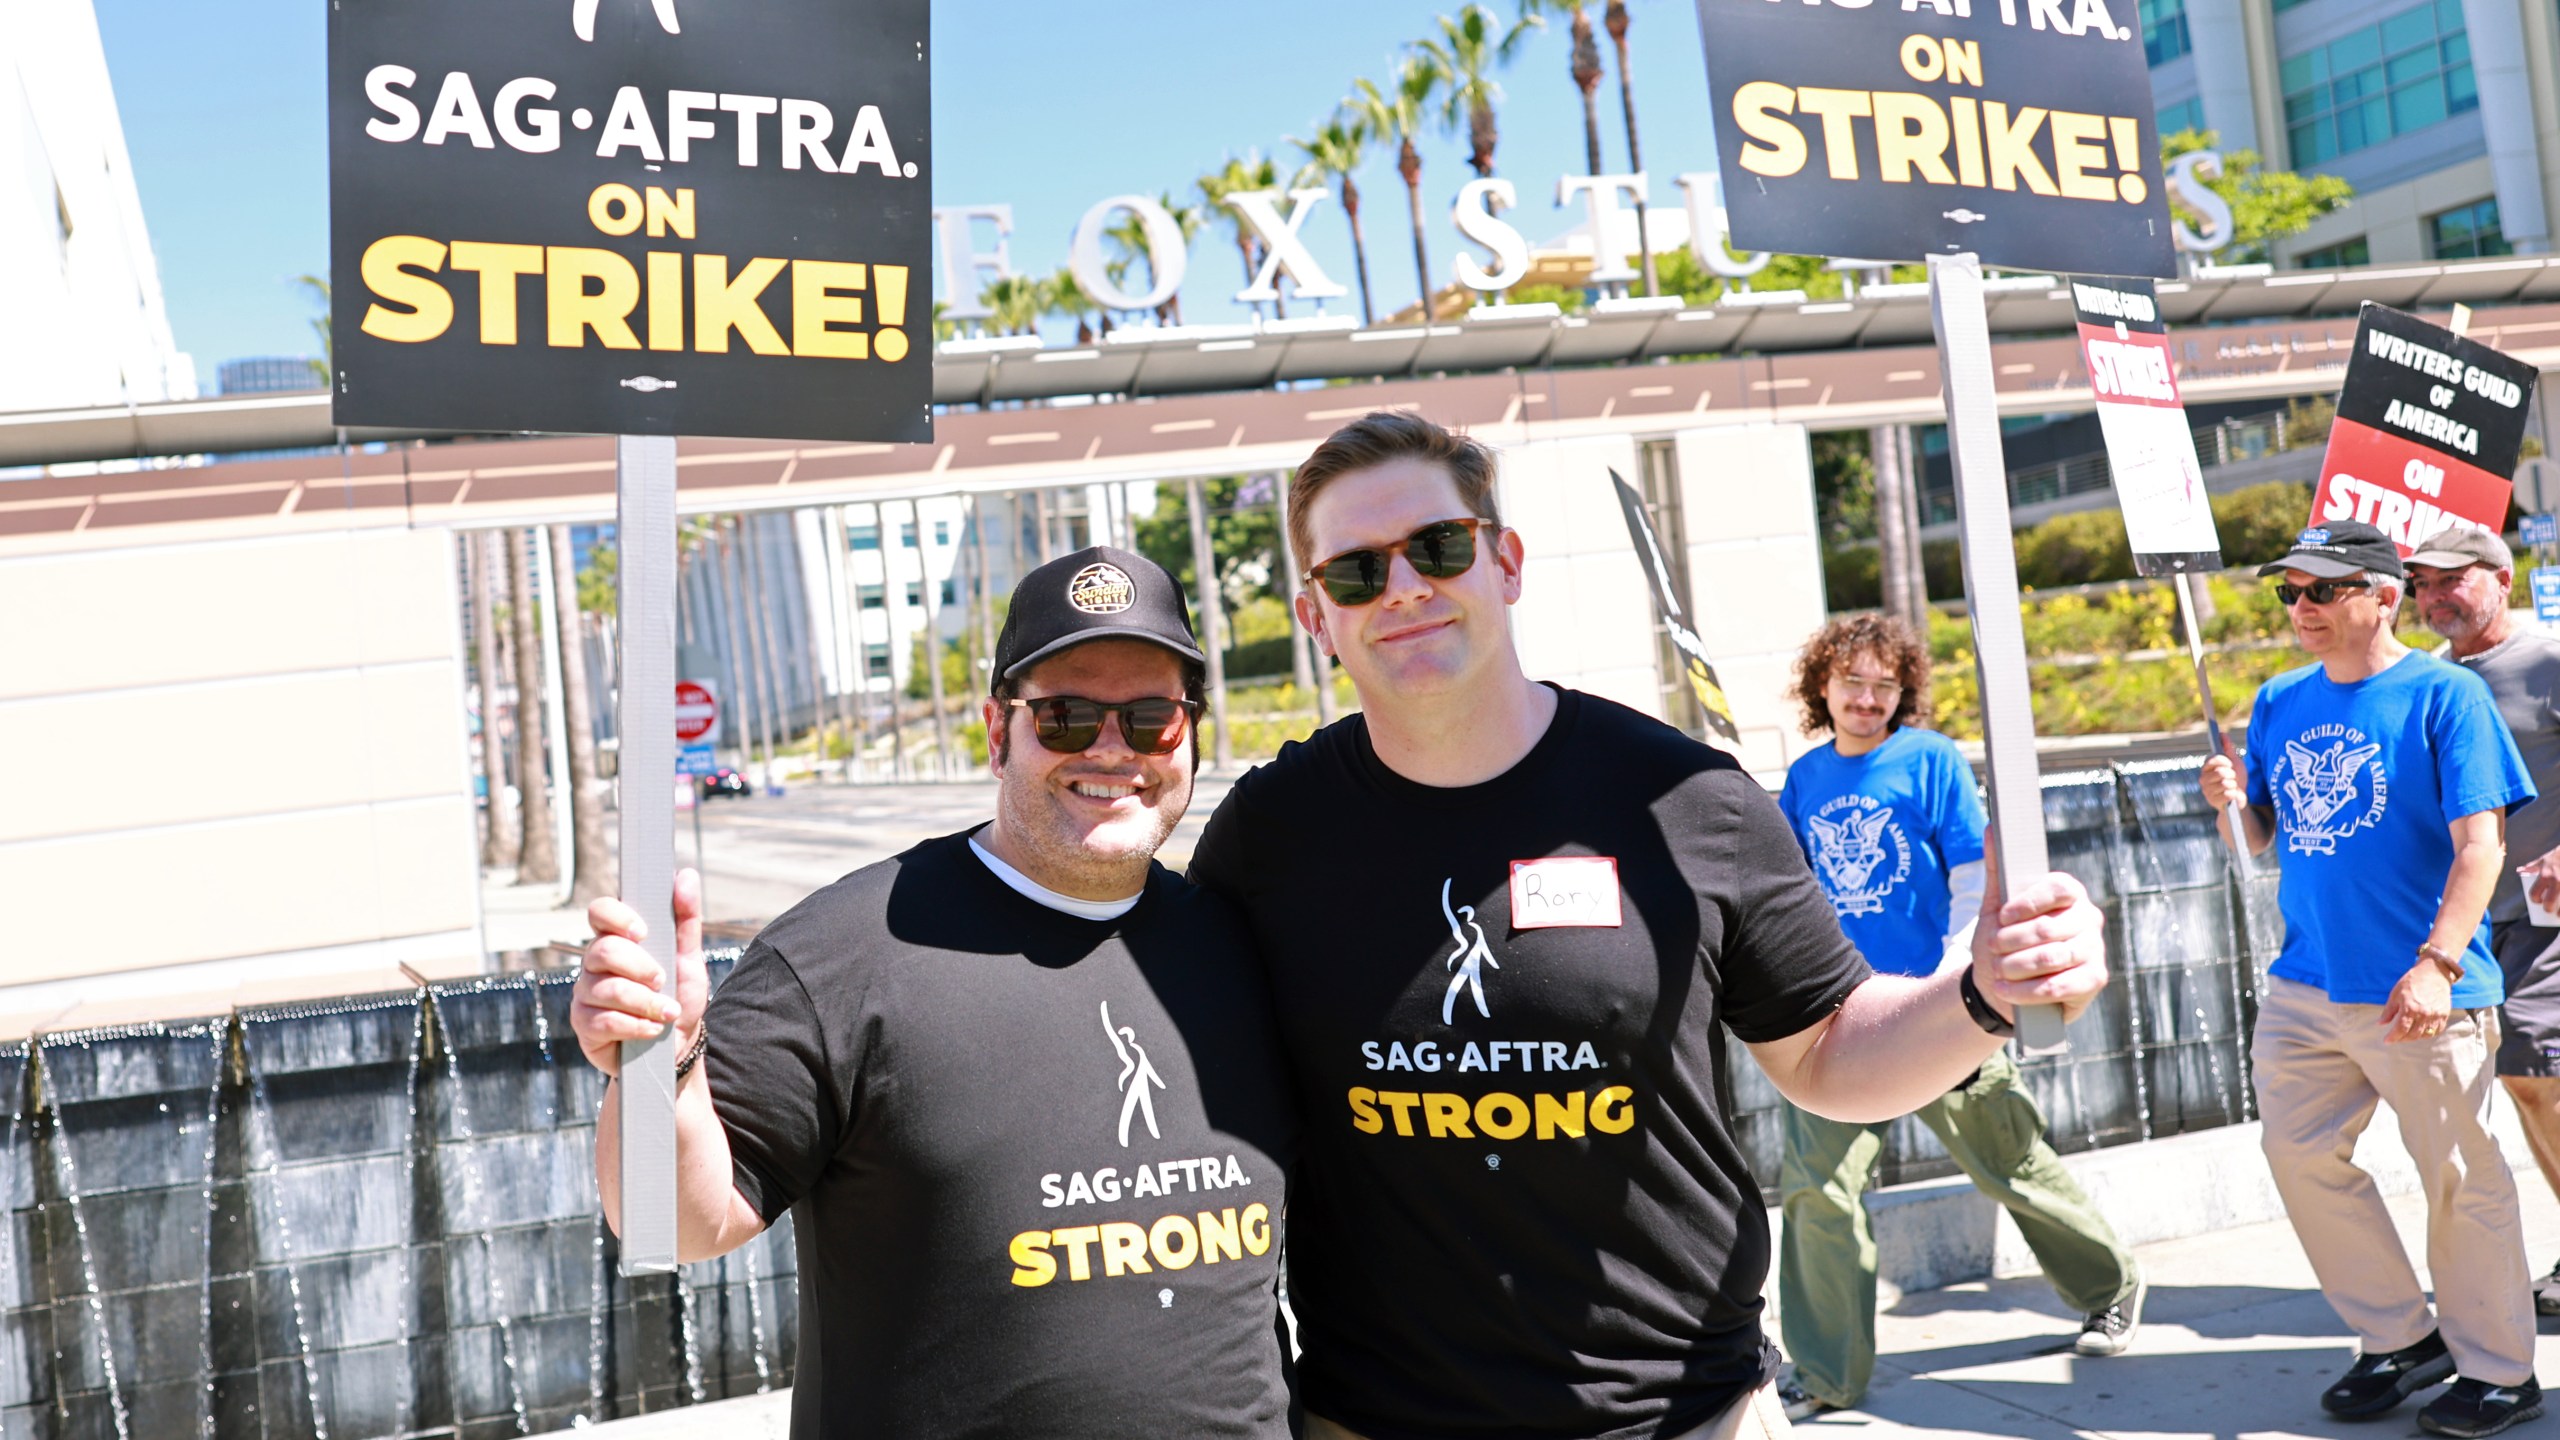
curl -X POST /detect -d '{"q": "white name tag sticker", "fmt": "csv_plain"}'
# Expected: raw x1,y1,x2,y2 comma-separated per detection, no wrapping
1509,856,1623,929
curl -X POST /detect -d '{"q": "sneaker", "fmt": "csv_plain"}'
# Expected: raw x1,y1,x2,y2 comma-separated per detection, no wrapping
2321,1330,2457,1419
1778,1382,1841,1422
2534,1261,2560,1316
2075,1276,2147,1357
2419,1377,2545,1438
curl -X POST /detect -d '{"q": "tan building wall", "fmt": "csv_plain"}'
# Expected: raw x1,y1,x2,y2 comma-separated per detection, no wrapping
0,526,481,1010
1499,424,1823,779
2279,156,2504,263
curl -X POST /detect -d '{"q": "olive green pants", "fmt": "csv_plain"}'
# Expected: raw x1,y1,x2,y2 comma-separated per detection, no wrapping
1777,1048,2137,1408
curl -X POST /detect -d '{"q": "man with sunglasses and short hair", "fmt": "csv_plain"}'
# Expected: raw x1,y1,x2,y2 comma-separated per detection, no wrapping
569,547,1298,1440
2200,519,2541,1437
2408,526,2560,1319
1191,410,2114,1440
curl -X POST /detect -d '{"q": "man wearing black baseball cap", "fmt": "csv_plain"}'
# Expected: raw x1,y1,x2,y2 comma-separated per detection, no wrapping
570,546,1299,1439
2203,519,2543,1436
2408,525,2560,1319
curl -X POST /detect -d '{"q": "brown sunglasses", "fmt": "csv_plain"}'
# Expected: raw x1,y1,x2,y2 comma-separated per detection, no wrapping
1301,518,1494,606
1006,696,1202,755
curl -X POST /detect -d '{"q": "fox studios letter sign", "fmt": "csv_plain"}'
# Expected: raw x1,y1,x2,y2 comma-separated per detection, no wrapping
329,0,931,442
1694,0,2173,278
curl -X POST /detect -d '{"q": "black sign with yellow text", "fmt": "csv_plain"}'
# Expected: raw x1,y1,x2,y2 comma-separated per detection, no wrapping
329,0,930,441
1694,0,2173,278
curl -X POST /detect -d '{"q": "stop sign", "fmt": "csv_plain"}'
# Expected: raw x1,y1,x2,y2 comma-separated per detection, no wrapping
674,681,719,743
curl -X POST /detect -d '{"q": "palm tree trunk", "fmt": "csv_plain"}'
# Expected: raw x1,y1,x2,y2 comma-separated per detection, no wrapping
718,521,778,788
1470,100,1497,177
506,529,561,885
470,531,518,868
917,504,955,778
1343,178,1377,326
1574,9,1606,177
784,513,834,780
548,525,614,906
738,514,793,789
1608,5,1660,297
1401,141,1433,317
1579,86,1604,177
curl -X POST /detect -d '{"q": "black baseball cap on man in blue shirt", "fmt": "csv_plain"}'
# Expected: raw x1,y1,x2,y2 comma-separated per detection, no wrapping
2258,520,2404,581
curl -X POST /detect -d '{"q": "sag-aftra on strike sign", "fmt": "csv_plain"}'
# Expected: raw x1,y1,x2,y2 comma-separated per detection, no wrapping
329,0,931,442
1694,0,2173,277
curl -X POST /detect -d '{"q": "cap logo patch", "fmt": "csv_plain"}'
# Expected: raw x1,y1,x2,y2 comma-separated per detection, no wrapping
1066,562,1136,614
2298,527,2330,546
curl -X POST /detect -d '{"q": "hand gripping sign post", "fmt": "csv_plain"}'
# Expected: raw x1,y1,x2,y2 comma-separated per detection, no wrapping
331,0,930,1273
2307,303,2537,553
1698,0,2178,1050
2068,275,2251,878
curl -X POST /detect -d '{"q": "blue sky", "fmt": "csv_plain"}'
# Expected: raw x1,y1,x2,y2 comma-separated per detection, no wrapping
95,0,1728,390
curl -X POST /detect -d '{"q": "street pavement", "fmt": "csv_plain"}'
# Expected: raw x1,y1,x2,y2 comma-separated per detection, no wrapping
543,1176,2560,1438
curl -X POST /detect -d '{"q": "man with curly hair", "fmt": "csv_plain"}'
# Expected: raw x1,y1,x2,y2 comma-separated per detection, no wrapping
1773,613,2141,1420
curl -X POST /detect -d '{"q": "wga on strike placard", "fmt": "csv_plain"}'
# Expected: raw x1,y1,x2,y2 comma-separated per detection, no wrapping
2073,275,2219,573
2312,303,2537,551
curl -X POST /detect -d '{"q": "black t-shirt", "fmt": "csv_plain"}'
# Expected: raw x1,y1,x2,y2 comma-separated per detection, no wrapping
705,830,1298,1440
1190,688,1871,1440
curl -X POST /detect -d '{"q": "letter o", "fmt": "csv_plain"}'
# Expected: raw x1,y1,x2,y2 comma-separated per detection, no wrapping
1898,35,1945,82
587,183,643,237
1474,1092,1531,1140
1149,1214,1200,1270
1070,193,1188,313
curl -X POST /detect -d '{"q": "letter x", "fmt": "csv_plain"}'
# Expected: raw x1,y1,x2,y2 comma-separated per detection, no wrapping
1224,189,1349,305
574,0,681,42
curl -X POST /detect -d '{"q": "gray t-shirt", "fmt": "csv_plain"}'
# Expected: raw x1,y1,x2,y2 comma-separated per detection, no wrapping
2456,629,2560,922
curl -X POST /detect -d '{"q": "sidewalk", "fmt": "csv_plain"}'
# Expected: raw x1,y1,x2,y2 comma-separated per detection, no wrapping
546,1173,2560,1438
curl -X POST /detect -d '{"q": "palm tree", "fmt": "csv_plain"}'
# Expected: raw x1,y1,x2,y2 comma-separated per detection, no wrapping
1524,0,1607,177
1350,63,1442,316
1046,265,1100,343
1291,113,1379,326
548,524,613,906
505,528,560,886
1199,151,1286,317
1413,4,1543,179
1605,0,1661,296
978,274,1045,335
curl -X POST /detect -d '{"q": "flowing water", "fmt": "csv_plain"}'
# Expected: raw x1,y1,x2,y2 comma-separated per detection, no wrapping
39,1036,133,1440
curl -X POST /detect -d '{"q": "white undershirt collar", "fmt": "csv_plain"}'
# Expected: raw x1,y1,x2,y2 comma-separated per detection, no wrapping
969,834,1141,921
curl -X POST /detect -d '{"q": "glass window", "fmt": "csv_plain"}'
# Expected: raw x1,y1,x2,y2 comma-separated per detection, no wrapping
2157,96,2207,134
897,521,918,548
905,582,924,606
2280,2,2468,163
863,643,891,668
933,520,952,545
2141,0,2191,63
2296,236,2371,268
941,579,960,606
847,522,879,551
2430,199,2509,258
858,585,885,610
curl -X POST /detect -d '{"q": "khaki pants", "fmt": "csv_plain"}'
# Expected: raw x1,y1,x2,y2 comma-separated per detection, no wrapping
2253,974,2535,1385
1305,1381,1791,1440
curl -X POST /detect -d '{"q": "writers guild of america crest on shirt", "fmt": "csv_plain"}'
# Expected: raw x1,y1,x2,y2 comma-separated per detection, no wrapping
2276,724,2390,856
1807,796,1913,917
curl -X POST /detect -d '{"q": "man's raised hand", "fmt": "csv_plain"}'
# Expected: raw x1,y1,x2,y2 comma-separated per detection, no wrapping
570,868,707,1076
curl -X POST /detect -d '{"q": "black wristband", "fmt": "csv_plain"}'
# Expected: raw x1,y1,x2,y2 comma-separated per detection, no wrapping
1959,968,2016,1038
673,1018,710,1080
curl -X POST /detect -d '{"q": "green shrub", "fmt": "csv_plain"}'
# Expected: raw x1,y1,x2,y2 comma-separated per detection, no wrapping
2210,481,2315,569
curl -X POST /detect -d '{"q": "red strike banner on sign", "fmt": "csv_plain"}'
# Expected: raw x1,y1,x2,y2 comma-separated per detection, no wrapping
2312,418,2515,550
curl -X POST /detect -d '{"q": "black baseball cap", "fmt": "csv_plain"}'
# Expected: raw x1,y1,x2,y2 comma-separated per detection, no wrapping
2257,520,2404,580
993,546,1207,685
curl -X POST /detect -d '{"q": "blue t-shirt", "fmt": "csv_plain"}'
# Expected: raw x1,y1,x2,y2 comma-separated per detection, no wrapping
1779,726,1987,977
2245,651,2535,1006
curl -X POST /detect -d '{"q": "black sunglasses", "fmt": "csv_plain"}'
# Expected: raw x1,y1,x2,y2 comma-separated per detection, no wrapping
1006,696,1202,755
2275,579,2373,606
1302,518,1492,606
